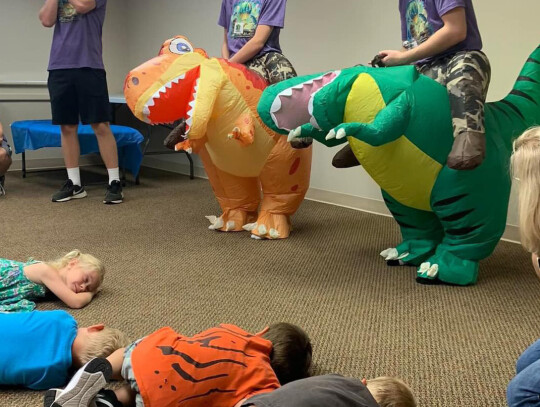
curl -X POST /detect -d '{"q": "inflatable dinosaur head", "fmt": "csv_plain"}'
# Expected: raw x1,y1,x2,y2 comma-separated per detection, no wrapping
124,36,209,132
257,65,420,146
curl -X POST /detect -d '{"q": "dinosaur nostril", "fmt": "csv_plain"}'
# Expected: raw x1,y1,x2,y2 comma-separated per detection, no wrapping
132,77,139,86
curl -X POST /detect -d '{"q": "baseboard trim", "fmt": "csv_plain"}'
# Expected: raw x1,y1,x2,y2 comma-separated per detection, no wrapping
8,156,103,171
83,156,523,245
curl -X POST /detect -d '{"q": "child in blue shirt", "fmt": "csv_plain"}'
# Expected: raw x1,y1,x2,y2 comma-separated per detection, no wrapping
0,310,128,390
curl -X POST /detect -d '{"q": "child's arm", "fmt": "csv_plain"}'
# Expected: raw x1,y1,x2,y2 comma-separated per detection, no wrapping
221,29,230,59
228,25,273,64
379,7,467,66
39,0,58,27
38,268,95,309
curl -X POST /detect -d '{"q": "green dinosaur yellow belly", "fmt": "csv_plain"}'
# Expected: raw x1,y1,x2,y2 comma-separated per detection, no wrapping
345,73,442,212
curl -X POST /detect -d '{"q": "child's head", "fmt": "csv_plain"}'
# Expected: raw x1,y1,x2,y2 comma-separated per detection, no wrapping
365,376,416,407
511,126,540,253
48,250,105,294
262,322,312,385
71,324,130,367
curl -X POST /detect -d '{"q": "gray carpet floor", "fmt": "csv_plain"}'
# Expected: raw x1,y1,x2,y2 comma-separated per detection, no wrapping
1,166,539,407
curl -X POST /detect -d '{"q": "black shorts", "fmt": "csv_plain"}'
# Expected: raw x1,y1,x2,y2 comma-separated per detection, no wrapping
48,68,112,125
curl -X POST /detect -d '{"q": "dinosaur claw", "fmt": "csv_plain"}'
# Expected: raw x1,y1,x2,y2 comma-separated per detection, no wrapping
269,228,280,239
258,224,267,236
287,130,296,142
225,221,235,231
242,222,257,231
326,129,336,140
208,216,224,230
336,128,347,139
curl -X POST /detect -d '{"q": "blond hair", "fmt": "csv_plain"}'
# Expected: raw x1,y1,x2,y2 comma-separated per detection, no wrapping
366,376,416,407
46,250,105,290
511,127,540,254
78,327,130,365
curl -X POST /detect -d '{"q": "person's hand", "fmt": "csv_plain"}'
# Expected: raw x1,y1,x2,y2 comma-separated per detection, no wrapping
378,50,411,67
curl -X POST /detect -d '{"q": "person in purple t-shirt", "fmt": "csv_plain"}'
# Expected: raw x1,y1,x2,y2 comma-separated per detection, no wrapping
39,0,124,204
378,0,490,171
218,0,311,149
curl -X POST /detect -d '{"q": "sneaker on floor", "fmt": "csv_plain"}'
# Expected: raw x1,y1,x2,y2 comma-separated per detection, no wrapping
52,179,87,202
103,180,123,204
49,358,112,407
95,389,123,407
44,388,98,407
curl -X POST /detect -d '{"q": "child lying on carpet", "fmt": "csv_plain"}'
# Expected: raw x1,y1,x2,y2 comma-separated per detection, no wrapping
237,374,416,407
1,249,105,311
510,126,540,280
0,310,129,390
44,322,312,407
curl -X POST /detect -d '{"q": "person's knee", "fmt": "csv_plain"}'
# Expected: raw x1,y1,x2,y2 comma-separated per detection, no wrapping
0,147,11,163
91,122,112,138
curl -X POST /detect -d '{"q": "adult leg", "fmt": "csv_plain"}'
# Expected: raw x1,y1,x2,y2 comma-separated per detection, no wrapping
49,69,87,201
419,51,491,170
78,68,123,203
0,135,12,196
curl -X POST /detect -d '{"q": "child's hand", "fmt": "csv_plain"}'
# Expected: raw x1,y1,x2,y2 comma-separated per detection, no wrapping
378,50,411,67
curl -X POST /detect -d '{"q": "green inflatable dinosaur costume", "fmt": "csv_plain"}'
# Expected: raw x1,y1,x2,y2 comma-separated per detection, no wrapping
257,46,540,285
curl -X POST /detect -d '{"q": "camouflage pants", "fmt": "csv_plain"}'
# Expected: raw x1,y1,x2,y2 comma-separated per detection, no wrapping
417,50,491,138
247,52,312,148
245,52,297,84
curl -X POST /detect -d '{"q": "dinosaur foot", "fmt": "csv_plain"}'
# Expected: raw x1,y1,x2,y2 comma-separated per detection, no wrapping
380,248,410,266
415,251,479,286
243,212,291,240
206,210,258,232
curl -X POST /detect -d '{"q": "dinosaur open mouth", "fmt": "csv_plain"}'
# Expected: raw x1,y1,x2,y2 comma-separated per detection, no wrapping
143,67,200,135
270,71,339,131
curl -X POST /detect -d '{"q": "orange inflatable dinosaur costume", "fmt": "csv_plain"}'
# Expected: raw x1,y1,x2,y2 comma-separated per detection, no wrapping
124,36,312,239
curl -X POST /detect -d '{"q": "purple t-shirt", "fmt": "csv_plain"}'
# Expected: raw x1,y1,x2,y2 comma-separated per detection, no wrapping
399,0,482,63
47,0,107,70
218,0,286,58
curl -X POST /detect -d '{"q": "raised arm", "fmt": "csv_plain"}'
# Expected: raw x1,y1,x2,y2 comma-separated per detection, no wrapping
39,0,59,27
68,0,96,14
380,7,467,66
229,25,273,64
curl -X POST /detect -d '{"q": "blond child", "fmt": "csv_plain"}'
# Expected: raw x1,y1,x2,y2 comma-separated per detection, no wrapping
46,322,312,407
0,310,128,390
234,374,416,407
510,126,540,279
0,249,105,312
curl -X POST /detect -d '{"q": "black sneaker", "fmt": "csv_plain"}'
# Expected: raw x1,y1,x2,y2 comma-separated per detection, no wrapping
0,175,5,196
95,389,123,407
103,180,123,204
52,179,87,202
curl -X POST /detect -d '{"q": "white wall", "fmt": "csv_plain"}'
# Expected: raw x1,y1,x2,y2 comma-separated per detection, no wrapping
1,0,539,229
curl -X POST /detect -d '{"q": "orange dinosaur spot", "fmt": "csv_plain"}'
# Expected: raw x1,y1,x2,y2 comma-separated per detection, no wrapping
289,157,301,175
291,184,299,192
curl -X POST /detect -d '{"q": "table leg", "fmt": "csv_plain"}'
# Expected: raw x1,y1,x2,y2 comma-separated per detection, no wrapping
22,151,26,178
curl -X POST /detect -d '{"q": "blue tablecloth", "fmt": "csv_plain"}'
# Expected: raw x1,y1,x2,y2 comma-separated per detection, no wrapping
10,120,144,177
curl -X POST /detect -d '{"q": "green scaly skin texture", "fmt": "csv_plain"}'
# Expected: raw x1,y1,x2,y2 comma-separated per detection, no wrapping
257,46,540,285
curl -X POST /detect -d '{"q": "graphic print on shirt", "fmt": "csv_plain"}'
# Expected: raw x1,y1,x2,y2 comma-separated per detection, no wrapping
403,0,433,50
58,0,79,23
229,0,262,39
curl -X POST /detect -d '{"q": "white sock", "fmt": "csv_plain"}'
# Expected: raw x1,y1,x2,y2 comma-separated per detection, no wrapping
107,168,120,185
67,167,81,187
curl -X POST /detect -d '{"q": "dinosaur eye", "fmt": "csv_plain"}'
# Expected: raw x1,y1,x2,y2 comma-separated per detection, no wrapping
169,38,194,55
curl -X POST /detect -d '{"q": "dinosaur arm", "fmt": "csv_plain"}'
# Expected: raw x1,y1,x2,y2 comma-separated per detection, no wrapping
289,123,345,147
227,112,255,146
327,94,411,147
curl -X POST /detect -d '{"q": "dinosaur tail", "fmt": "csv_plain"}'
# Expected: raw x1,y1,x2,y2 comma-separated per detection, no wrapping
489,45,540,142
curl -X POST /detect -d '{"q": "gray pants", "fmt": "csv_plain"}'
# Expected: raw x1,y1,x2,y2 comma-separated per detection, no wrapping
417,50,491,138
